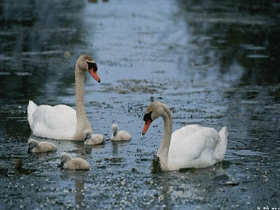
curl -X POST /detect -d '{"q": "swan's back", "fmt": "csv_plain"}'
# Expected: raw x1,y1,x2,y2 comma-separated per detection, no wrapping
171,124,201,140
84,134,105,145
28,101,77,139
34,141,57,153
111,130,132,141
214,126,228,162
119,131,132,141
169,125,226,169
66,158,90,170
39,141,57,151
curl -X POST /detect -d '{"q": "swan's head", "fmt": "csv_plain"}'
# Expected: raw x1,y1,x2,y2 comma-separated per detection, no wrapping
58,152,71,168
112,124,118,136
76,54,100,83
142,101,167,135
27,139,39,152
84,129,92,141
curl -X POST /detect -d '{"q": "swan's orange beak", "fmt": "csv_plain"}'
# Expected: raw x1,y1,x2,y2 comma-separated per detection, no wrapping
142,119,152,135
89,68,101,83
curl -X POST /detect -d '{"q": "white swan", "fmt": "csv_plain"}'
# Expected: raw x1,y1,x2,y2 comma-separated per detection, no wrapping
27,54,101,140
59,152,90,170
111,124,132,141
28,139,57,153
142,101,228,171
84,129,105,145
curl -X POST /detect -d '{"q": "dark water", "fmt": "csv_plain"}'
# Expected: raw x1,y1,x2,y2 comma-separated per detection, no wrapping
0,0,280,209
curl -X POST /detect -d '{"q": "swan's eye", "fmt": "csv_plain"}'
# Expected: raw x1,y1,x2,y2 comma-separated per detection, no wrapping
143,111,152,122
88,62,98,72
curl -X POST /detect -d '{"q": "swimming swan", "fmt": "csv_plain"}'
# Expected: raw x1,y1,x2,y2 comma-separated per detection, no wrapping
28,139,57,153
27,54,101,140
84,129,105,145
111,124,132,141
142,101,228,172
59,152,90,170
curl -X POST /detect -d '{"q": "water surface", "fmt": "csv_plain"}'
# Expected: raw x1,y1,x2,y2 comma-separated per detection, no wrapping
0,0,279,209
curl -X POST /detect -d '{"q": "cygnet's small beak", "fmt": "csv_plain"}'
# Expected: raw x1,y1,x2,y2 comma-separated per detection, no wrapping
58,162,64,169
113,130,117,137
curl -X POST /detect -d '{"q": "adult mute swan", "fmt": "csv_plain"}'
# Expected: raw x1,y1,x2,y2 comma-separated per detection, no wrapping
27,54,101,140
111,124,132,141
58,152,90,170
142,101,228,172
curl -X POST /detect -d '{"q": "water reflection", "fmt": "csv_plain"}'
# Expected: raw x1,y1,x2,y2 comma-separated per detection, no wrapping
84,143,106,155
89,0,109,3
111,141,131,157
75,176,86,208
149,163,228,208
60,171,87,208
0,0,88,104
0,0,280,208
0,0,93,141
175,0,280,86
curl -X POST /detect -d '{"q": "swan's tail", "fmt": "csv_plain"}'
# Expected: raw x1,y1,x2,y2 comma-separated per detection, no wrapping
214,126,228,162
219,126,228,142
27,100,38,128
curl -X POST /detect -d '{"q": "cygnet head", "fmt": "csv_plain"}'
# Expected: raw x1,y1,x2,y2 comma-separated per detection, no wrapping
76,54,100,83
112,124,118,136
58,152,71,168
28,139,39,152
84,129,92,141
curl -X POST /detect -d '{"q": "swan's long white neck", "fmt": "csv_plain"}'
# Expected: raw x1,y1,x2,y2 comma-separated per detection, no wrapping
72,65,93,140
157,106,172,169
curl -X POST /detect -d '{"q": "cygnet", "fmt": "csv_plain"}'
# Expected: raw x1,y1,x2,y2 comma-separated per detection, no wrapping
84,129,105,145
111,124,132,141
28,139,57,153
58,152,90,170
